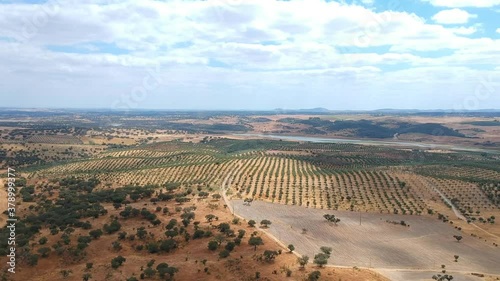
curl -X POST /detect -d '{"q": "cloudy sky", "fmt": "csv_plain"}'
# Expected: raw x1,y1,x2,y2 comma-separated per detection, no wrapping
0,0,499,110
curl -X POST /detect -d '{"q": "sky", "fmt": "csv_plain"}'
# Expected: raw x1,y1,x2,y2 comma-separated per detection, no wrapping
0,0,499,110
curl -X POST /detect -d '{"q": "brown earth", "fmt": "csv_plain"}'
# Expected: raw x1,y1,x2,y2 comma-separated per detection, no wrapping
232,200,500,281
3,192,388,281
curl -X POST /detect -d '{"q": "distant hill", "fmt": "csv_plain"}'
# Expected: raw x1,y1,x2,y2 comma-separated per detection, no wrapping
273,108,331,114
278,117,466,139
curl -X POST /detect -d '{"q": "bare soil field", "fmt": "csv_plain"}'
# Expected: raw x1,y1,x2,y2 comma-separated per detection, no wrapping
232,200,500,281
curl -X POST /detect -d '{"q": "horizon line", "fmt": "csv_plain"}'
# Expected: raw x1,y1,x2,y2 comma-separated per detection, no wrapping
1,107,500,112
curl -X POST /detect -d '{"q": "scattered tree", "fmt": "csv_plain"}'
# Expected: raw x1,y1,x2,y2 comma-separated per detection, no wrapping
249,236,264,251
89,229,103,239
313,253,329,267
323,214,341,225
263,250,279,263
111,256,126,269
144,267,156,278
260,220,272,228
308,271,321,281
320,246,332,256
297,255,309,269
208,240,219,251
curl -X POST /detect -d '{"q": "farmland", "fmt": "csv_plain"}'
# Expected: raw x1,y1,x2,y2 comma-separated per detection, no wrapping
0,109,500,281
232,200,500,281
29,138,499,218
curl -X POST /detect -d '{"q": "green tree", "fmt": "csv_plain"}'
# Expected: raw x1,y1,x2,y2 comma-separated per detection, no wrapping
39,237,48,245
313,253,329,267
165,229,179,238
136,227,147,240
248,236,263,251
308,271,321,281
260,220,272,228
103,220,121,234
219,249,230,258
112,241,122,251
144,267,156,278
323,214,340,225
37,247,51,258
297,255,309,269
218,223,231,233
27,254,39,266
111,256,126,269
205,214,216,222
263,250,278,262
225,241,236,252
320,246,332,256
159,239,177,253
208,240,218,251
89,229,103,239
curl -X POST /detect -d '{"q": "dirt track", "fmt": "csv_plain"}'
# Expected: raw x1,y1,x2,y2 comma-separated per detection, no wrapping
232,200,500,281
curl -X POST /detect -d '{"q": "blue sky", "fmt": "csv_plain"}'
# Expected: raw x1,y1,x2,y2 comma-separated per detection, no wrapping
0,0,499,110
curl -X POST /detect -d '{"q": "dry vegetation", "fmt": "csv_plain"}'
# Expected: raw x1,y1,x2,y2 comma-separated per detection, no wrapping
0,110,499,281
0,177,388,281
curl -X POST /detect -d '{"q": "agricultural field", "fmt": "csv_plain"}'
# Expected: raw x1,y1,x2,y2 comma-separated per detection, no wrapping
1,109,500,281
232,200,500,281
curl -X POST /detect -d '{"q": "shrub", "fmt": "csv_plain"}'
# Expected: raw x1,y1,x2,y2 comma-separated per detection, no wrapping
297,256,309,268
219,249,230,258
89,229,103,239
308,271,321,281
208,240,218,251
111,256,126,269
225,241,236,252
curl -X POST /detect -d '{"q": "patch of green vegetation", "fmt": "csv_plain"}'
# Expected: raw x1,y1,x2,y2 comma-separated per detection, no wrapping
206,138,296,154
279,117,465,138
463,120,500,126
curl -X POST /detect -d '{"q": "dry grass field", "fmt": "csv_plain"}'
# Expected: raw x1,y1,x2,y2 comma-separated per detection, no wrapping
232,200,500,281
2,185,388,281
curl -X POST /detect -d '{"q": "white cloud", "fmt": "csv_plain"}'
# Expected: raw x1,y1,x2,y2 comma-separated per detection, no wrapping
449,26,477,35
424,0,500,8
0,0,498,109
497,28,500,33
432,9,477,24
